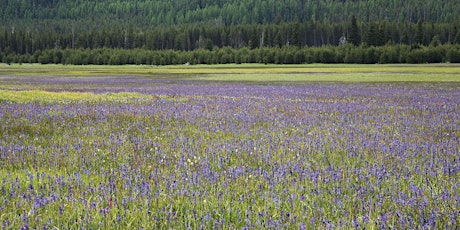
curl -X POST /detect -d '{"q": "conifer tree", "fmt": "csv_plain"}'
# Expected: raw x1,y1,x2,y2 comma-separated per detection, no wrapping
415,20,424,45
348,15,360,46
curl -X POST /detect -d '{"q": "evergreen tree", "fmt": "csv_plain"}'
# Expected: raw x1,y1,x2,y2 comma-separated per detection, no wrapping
454,31,460,44
447,47,460,63
430,35,441,47
365,23,378,46
415,20,424,45
348,15,360,46
290,21,302,47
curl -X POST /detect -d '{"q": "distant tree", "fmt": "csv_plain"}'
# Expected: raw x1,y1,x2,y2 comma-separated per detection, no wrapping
401,30,410,45
425,47,444,63
274,49,283,64
430,35,442,47
293,50,305,64
290,21,302,47
274,14,283,24
263,48,275,64
249,29,259,49
274,30,284,47
2,54,12,65
344,46,364,64
454,31,460,44
406,49,425,63
447,46,460,63
365,23,379,46
318,47,336,63
284,51,294,64
415,20,424,45
205,39,213,51
348,15,360,46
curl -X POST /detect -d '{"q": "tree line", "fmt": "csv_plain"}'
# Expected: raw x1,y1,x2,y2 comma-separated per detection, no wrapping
1,0,459,65
2,44,460,65
1,20,459,54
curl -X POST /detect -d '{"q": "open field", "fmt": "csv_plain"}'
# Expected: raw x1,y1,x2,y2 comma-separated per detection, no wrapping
1,63,460,82
0,65,459,228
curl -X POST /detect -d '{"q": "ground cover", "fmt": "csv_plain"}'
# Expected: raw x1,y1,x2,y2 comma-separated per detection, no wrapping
0,65,459,228
0,63,459,77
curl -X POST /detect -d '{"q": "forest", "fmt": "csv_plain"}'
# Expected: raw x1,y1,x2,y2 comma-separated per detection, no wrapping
1,0,459,65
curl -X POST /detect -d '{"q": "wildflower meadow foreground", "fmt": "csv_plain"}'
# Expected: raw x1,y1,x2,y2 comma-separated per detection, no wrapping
0,73,459,229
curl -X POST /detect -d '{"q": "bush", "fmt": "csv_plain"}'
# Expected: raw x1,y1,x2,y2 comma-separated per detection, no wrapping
318,47,337,63
364,47,380,64
344,47,364,64
2,54,13,65
406,49,425,64
424,48,443,63
447,49,460,63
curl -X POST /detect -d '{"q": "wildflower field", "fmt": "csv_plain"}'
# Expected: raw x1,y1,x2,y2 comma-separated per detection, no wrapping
0,64,459,229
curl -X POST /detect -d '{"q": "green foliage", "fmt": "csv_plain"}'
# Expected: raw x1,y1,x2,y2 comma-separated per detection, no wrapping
0,90,157,104
0,21,455,59
1,0,457,29
447,46,460,63
430,35,442,47
1,44,458,65
454,31,460,44
348,15,360,46
415,20,425,45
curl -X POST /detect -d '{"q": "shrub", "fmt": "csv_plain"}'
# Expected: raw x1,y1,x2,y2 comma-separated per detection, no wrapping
447,48,460,63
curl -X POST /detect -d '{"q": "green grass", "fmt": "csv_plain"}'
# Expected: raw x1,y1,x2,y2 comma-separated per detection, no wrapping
0,90,194,104
0,63,459,82
0,90,157,104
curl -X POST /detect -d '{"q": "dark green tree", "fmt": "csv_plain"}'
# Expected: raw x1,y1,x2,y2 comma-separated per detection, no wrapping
415,20,424,45
447,46,460,63
348,15,360,46
365,23,378,46
430,35,442,47
454,31,460,44
290,21,302,47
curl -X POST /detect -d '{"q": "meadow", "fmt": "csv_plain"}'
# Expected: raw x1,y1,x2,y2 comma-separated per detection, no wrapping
0,64,459,229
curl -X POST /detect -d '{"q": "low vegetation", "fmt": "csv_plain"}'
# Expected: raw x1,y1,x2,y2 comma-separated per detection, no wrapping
0,66,459,228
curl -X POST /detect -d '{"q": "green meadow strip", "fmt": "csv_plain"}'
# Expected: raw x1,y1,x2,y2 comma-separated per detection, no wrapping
1,63,459,77
0,90,157,104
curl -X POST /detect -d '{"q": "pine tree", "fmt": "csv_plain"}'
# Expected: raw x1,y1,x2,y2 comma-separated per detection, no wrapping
415,20,424,45
348,15,360,46
365,23,378,46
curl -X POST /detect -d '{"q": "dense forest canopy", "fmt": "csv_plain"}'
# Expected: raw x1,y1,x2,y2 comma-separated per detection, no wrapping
1,0,458,29
1,0,459,65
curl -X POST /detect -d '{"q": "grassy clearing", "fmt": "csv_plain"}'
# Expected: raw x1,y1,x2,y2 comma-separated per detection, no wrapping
0,90,194,105
0,63,459,82
0,90,157,104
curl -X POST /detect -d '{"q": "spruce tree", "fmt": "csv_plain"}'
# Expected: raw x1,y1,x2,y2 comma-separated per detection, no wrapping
348,15,360,46
415,20,424,45
365,23,378,46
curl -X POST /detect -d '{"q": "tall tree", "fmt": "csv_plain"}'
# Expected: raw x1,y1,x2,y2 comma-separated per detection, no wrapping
365,23,378,46
454,31,460,44
348,15,360,46
415,20,424,45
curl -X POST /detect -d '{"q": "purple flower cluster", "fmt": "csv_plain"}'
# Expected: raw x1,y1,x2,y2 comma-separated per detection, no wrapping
0,76,459,228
